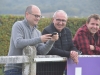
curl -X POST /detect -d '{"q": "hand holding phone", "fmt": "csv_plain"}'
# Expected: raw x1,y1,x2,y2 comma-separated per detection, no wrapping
51,32,57,37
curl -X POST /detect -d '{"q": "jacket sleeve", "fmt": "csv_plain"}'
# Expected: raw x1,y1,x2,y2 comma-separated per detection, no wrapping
66,28,81,55
67,29,78,51
70,41,82,55
95,46,100,53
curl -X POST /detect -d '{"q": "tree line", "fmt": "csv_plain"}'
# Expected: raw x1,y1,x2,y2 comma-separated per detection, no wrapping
0,0,100,17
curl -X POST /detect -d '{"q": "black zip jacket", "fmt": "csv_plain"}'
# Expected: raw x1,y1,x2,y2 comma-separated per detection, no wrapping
42,23,78,57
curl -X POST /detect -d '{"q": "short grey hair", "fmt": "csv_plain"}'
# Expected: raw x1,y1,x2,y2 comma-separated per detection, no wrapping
25,5,32,13
53,10,68,18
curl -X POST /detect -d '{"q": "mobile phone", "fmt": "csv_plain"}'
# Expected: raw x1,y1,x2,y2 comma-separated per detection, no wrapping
78,50,82,55
51,32,57,37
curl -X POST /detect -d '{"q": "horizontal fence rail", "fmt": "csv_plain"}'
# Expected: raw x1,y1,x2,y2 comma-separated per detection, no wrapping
1,55,99,64
34,55,67,62
0,56,29,64
0,46,100,75
0,55,67,64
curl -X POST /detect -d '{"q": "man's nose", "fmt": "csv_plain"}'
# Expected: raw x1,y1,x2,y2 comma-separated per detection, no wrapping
59,21,63,24
93,25,97,28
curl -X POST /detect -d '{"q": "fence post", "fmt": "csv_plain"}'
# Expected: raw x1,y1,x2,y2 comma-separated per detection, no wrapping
22,46,37,75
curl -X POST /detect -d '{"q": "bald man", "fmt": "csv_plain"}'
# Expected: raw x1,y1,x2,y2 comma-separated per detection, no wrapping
4,5,58,75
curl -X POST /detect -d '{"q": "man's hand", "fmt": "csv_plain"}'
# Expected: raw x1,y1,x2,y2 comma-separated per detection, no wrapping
41,34,52,42
40,33,59,42
70,51,79,64
90,45,95,50
51,33,59,41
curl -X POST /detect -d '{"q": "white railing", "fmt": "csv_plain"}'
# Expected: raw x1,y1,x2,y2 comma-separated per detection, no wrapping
0,46,67,75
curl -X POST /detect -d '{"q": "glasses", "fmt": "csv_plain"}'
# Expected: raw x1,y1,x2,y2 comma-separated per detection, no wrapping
28,12,42,18
56,19,66,23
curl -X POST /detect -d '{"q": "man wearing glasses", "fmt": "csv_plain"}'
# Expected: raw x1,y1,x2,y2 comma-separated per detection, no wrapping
4,5,58,75
37,10,79,75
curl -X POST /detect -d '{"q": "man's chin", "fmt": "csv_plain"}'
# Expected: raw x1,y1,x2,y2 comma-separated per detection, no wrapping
34,23,38,25
91,32,97,34
57,29,63,32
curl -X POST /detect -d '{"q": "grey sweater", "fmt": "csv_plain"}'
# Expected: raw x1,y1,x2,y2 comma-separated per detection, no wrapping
5,19,54,71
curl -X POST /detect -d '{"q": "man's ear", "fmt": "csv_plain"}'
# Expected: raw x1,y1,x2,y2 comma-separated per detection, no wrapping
51,18,54,23
86,22,89,26
86,22,88,24
25,12,29,18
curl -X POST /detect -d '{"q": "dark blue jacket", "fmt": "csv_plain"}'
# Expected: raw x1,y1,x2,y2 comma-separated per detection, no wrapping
42,23,78,57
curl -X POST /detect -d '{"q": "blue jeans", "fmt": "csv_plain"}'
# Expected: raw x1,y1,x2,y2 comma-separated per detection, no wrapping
4,68,22,75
